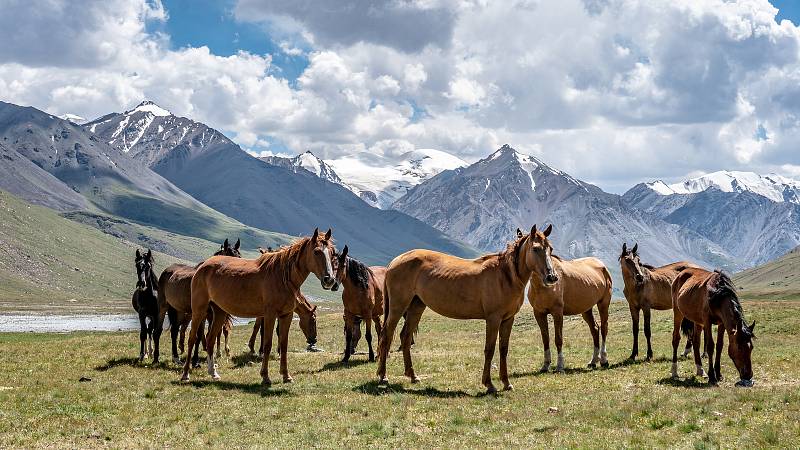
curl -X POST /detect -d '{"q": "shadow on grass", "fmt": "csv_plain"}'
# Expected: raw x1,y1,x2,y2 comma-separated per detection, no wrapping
657,376,712,389
174,379,294,397
95,357,182,373
231,352,261,368
353,380,477,398
295,358,372,375
509,356,673,379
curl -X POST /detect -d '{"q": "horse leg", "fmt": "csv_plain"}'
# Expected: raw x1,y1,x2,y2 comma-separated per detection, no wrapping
193,319,207,368
168,307,180,364
598,297,611,368
499,316,515,391
682,331,693,358
533,310,551,373
482,317,502,394
553,311,565,373
248,319,260,354
180,301,209,382
205,306,226,380
714,324,724,382
352,316,362,354
147,319,154,360
670,310,682,379
223,322,231,357
582,309,601,368
278,313,293,383
138,314,148,362
401,299,426,382
705,320,717,385
260,313,277,385
628,305,639,361
342,312,354,363
373,315,383,356
153,313,164,364
643,306,653,361
377,291,414,384
692,323,706,378
365,316,375,362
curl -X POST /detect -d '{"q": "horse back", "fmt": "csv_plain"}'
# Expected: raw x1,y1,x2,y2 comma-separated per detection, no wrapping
671,267,712,322
646,261,699,310
159,263,196,314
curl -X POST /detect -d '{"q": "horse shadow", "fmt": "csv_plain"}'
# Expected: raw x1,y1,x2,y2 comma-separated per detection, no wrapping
509,356,673,378
353,380,476,398
231,352,261,368
173,379,294,397
295,358,372,375
95,357,182,373
656,376,712,389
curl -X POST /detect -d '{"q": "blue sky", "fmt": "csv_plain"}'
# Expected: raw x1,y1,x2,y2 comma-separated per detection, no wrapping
772,0,800,25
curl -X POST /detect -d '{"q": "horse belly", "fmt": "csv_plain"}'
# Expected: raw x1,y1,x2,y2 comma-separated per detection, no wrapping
417,282,485,320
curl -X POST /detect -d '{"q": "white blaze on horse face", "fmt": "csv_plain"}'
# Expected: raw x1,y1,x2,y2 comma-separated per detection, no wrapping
544,249,554,276
322,247,335,283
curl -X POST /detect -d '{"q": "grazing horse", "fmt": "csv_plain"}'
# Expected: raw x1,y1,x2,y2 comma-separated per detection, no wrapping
522,226,613,372
132,249,161,363
157,239,241,365
671,268,755,386
619,243,698,361
248,294,319,355
378,227,541,394
333,245,386,362
181,228,337,384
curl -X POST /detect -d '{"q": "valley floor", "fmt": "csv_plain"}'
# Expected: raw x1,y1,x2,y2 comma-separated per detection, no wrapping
0,302,798,448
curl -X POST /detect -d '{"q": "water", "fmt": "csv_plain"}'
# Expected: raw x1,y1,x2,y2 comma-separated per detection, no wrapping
0,314,141,332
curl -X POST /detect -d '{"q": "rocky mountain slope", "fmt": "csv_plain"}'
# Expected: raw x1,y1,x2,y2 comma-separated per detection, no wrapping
394,145,738,285
734,245,800,300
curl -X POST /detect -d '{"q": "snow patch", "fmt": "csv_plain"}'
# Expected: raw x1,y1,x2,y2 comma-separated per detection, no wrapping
129,101,171,117
646,171,800,204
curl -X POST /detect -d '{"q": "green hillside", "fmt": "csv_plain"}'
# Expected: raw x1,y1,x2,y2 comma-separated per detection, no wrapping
734,246,800,300
0,190,338,313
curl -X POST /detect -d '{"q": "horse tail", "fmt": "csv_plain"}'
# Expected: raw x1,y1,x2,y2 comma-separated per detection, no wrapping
383,278,390,325
680,318,694,337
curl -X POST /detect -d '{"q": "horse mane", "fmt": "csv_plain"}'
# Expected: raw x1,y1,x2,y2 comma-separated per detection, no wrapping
709,270,752,337
345,257,372,291
641,263,656,270
256,236,312,287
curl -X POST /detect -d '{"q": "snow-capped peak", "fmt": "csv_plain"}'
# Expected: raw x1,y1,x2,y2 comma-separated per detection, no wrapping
646,171,800,203
127,100,171,117
294,151,324,177
59,113,86,124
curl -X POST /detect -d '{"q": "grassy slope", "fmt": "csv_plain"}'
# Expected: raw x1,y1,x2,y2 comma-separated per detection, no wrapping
0,190,338,313
734,246,800,301
0,302,797,448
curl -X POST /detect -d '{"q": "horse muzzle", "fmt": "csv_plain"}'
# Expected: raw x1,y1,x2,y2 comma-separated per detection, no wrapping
321,276,336,290
635,274,644,284
331,281,340,292
545,273,559,285
735,378,754,388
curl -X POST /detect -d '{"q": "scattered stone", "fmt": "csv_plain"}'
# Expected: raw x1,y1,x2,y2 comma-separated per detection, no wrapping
548,406,559,414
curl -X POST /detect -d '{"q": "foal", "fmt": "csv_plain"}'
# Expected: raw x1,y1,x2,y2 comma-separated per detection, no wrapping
671,268,755,386
333,245,386,362
523,226,613,372
619,243,698,361
132,249,161,363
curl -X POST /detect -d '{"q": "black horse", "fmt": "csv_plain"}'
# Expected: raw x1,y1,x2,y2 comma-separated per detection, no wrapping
132,249,161,363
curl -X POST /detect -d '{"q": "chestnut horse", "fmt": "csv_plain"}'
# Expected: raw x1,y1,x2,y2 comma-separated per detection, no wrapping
181,228,337,384
378,227,540,393
671,268,755,386
132,249,160,363
522,226,613,372
157,239,241,365
248,294,319,355
333,245,386,362
619,243,698,361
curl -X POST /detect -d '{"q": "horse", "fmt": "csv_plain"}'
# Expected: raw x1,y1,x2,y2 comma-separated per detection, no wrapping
671,268,755,386
619,242,699,361
248,294,319,355
181,228,337,384
332,245,386,362
247,246,320,355
157,239,241,365
521,226,613,373
132,249,161,363
377,226,541,394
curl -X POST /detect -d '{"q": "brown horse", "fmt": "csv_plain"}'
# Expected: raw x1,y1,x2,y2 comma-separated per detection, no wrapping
522,226,613,372
619,243,699,361
248,294,319,354
181,228,337,384
671,268,755,386
377,227,540,393
157,239,241,365
333,245,386,362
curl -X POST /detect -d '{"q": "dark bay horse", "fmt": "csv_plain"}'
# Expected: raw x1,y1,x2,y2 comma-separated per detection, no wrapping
522,226,613,372
378,227,540,393
333,245,386,362
157,239,241,365
248,293,319,355
181,228,337,384
619,243,699,361
671,268,755,386
132,249,160,363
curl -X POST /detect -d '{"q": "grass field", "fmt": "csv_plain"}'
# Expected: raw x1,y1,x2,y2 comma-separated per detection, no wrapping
1,301,798,448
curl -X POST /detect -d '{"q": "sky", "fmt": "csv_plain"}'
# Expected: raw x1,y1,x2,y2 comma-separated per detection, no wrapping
1,0,800,193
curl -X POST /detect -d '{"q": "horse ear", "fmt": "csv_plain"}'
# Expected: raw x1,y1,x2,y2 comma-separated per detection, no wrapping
749,320,756,334
223,238,229,248
543,224,553,237
312,228,319,241
234,238,240,250
324,228,332,240
631,243,638,254
516,228,523,238
622,242,627,254
531,224,537,236
135,249,142,260
257,247,266,254
312,304,318,312
146,249,152,260
340,245,349,260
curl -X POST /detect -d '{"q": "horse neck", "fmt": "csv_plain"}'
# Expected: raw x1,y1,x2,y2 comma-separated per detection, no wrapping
144,269,157,297
287,250,312,290
509,243,534,288
715,296,743,334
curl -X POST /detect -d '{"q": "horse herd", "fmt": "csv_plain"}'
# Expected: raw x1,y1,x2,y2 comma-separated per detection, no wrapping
131,225,755,394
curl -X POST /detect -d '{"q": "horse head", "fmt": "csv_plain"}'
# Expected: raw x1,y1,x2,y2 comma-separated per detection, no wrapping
305,228,337,290
619,242,645,284
526,224,559,286
215,238,242,257
134,249,155,291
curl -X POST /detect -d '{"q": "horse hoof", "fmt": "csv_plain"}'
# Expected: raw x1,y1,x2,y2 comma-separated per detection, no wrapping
180,374,190,382
503,384,514,391
283,376,294,384
172,357,181,365
539,366,550,374
587,363,597,369
377,377,389,385
261,378,272,386
601,361,610,369
410,376,421,384
485,385,498,395
211,373,220,381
